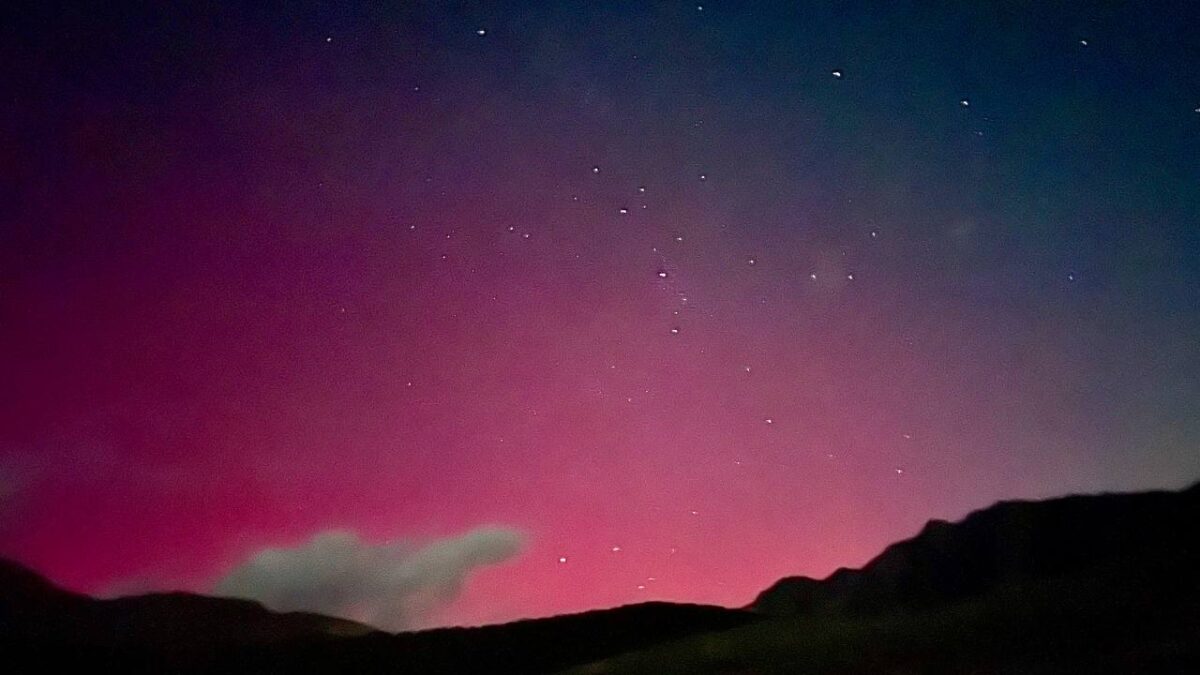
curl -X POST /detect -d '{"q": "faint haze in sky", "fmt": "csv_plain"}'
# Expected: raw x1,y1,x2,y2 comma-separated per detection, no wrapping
1,0,1197,627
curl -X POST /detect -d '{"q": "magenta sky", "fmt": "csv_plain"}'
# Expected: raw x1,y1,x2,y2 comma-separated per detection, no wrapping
2,2,1198,628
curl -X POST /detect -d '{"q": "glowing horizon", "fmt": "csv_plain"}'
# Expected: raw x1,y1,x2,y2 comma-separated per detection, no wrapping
2,1,1198,630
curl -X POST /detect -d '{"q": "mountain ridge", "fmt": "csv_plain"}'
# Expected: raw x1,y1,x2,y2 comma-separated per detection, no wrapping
4,480,1199,673
751,481,1200,617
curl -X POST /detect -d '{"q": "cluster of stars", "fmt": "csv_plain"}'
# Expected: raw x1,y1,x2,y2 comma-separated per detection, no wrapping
382,14,1154,597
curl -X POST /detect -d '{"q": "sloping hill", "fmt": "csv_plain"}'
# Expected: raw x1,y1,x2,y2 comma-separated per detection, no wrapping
573,482,1200,674
4,482,1198,673
0,559,759,673
0,558,379,652
752,482,1200,616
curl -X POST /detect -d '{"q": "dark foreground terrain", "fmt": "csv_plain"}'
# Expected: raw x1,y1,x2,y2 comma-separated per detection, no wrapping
3,482,1198,673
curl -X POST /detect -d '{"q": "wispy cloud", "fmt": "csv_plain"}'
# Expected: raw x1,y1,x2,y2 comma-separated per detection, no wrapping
212,527,524,630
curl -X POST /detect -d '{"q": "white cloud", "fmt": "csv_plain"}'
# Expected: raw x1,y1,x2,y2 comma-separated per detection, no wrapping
212,527,524,630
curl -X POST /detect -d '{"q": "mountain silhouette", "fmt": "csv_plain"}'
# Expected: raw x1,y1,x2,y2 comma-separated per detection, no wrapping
752,481,1200,617
0,557,759,673
0,557,378,654
3,482,1198,673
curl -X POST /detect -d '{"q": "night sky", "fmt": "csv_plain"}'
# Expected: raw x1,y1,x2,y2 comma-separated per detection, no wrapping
2,1,1199,629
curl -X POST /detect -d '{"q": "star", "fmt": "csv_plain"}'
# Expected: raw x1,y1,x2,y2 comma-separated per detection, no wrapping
831,69,843,78
476,29,487,36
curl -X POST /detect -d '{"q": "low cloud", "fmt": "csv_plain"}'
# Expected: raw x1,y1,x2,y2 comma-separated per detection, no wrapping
212,527,524,630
